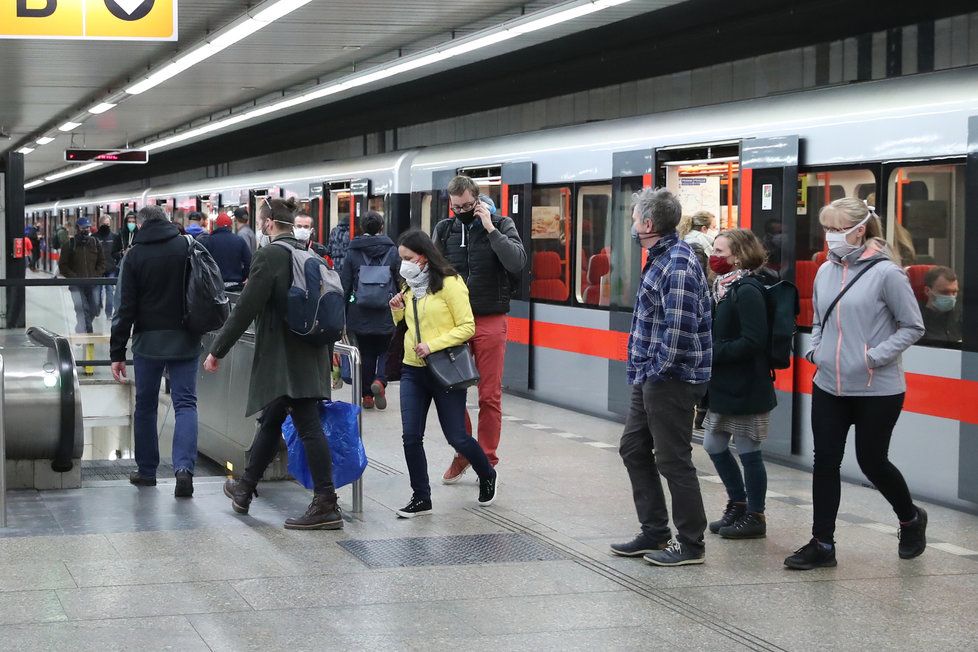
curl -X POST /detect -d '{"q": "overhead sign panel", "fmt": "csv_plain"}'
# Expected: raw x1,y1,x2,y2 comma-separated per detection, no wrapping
1,0,177,41
65,148,149,164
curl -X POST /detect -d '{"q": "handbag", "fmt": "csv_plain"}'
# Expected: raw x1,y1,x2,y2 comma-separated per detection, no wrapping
413,296,480,391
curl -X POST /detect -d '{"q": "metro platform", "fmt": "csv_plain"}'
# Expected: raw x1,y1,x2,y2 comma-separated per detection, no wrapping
1,390,977,651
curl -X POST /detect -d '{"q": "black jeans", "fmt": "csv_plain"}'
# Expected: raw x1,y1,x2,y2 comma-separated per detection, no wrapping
811,385,916,543
619,378,708,551
245,397,336,497
353,332,392,396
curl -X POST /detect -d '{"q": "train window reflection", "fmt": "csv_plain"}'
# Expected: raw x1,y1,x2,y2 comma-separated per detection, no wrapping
530,186,571,303
887,164,964,347
610,178,644,307
576,185,612,306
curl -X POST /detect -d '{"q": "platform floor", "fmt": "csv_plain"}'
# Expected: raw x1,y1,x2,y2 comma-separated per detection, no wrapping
1,389,977,650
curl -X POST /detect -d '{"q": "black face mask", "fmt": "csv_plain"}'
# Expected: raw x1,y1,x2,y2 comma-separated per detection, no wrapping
455,210,476,225
98,225,111,235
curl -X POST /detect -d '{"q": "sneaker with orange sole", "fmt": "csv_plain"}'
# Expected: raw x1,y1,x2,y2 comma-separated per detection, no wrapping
362,395,375,410
371,380,387,410
442,455,470,484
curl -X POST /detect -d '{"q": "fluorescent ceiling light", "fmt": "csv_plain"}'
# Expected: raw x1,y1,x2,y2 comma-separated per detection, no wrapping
88,102,117,114
252,0,313,23
35,136,55,145
17,147,35,154
59,121,83,132
24,179,45,189
45,162,103,181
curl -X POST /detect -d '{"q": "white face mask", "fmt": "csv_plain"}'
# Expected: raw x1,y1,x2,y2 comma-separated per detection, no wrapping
293,227,312,242
825,213,870,257
400,260,424,280
257,232,270,249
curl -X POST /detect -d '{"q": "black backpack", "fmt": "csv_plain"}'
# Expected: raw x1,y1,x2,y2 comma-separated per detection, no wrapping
272,241,345,345
735,274,800,371
183,235,230,335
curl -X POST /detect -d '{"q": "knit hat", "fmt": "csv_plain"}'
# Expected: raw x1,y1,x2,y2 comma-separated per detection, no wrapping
216,213,232,229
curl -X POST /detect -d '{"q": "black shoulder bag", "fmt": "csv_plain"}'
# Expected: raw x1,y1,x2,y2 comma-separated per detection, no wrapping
412,296,480,392
821,258,885,324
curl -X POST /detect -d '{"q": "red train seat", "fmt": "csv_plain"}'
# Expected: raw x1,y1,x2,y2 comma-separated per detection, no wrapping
795,260,821,328
583,253,610,305
530,251,568,301
905,264,935,304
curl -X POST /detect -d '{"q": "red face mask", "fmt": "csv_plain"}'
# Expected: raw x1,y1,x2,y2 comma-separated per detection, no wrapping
709,255,735,275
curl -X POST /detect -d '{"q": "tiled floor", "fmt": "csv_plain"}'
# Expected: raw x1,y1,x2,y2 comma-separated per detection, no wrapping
1,390,976,650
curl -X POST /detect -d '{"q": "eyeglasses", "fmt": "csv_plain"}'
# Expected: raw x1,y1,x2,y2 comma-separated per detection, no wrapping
450,200,477,214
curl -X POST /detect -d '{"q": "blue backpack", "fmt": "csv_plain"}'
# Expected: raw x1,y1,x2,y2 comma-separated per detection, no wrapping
354,251,396,309
272,241,345,346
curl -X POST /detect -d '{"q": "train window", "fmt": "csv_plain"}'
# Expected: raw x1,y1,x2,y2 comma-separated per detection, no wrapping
609,177,645,307
886,163,965,348
530,186,571,303
576,184,612,306
368,196,385,216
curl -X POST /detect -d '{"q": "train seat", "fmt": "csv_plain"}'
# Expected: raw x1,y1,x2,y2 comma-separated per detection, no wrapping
905,264,935,304
530,251,568,301
795,260,821,327
814,250,827,265
583,253,610,305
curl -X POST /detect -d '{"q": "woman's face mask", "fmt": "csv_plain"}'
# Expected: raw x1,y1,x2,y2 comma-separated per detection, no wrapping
127,222,136,233
400,259,425,280
825,213,870,256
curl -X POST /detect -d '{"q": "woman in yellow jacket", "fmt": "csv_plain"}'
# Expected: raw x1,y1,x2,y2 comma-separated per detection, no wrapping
390,230,498,518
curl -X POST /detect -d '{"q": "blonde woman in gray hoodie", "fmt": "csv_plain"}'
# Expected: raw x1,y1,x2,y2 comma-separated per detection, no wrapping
785,197,926,571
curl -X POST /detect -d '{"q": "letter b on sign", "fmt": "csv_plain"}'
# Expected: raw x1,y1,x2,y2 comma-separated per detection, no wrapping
17,0,57,18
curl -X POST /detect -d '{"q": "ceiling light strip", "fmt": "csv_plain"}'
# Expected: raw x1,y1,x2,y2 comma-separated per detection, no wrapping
24,180,46,189
45,162,103,182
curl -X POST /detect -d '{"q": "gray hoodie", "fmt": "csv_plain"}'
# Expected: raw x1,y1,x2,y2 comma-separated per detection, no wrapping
807,246,924,397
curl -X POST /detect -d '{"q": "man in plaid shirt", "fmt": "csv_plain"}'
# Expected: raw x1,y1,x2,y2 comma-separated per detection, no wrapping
612,188,713,567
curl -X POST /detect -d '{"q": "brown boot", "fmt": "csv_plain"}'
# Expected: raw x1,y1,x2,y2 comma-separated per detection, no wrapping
224,477,258,514
284,493,344,530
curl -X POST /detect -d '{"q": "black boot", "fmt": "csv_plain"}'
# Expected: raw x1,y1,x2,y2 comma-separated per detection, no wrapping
224,477,258,514
284,493,344,530
898,506,927,559
719,512,767,539
709,501,745,534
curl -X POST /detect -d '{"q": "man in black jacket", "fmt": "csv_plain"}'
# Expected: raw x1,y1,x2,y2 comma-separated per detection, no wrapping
94,216,118,319
59,217,105,333
110,206,202,498
201,213,251,289
435,175,526,482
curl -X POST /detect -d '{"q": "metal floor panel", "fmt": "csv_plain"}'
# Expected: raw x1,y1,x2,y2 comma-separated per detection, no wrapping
81,457,226,481
338,532,566,569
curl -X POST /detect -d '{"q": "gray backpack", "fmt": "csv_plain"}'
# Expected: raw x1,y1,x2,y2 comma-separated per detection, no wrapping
272,241,345,345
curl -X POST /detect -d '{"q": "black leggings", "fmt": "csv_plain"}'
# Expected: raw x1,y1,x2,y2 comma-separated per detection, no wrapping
246,397,335,496
811,385,916,542
353,332,392,396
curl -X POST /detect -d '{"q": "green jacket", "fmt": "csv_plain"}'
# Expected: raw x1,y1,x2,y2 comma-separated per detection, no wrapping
210,234,332,417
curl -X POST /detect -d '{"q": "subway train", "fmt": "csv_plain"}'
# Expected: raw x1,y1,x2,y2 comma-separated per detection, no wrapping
27,66,978,512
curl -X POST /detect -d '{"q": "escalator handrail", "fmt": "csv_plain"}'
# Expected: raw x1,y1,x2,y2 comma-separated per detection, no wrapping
25,326,78,473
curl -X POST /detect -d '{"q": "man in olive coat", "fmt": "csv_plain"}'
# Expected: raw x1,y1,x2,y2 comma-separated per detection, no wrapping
205,197,341,530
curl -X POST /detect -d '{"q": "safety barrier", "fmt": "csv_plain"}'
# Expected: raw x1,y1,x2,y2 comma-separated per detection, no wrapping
333,342,363,515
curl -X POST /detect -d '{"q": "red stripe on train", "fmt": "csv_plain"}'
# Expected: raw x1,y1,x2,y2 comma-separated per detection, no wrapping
508,317,978,425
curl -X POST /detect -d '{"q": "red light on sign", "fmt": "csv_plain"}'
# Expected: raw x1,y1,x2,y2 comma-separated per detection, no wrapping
64,148,149,164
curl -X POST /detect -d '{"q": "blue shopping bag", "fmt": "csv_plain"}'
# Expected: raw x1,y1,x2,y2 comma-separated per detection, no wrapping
281,400,367,490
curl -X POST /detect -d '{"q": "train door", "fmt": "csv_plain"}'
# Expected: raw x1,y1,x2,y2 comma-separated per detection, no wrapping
500,162,533,392
740,135,800,457
308,183,326,245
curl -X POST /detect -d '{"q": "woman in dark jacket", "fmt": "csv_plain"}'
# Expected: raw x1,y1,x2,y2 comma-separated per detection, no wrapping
112,211,139,265
339,211,399,410
205,198,341,531
702,229,777,540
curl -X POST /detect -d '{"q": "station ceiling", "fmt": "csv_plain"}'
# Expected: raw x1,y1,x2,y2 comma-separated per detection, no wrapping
1,0,672,188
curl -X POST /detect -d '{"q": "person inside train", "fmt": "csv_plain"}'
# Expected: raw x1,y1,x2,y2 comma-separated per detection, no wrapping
683,211,716,255
919,266,961,344
784,197,927,570
339,210,399,410
611,188,712,567
702,229,776,540
234,207,257,253
294,212,330,259
58,216,105,334
185,211,206,239
435,175,526,483
326,214,352,272
110,206,200,498
112,211,139,266
200,213,252,291
389,229,497,518
94,215,118,320
208,198,343,530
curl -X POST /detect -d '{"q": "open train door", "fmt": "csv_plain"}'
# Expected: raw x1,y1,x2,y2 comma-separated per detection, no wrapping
962,116,978,503
500,162,533,393
740,135,800,457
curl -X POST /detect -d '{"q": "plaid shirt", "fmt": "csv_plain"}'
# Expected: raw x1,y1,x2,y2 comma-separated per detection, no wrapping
627,232,712,385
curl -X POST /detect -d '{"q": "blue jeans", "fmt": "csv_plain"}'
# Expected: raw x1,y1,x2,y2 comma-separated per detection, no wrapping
400,365,494,501
69,286,99,333
133,355,199,477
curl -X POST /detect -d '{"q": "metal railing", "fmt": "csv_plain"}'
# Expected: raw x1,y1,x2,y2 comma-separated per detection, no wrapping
333,342,363,515
0,355,6,527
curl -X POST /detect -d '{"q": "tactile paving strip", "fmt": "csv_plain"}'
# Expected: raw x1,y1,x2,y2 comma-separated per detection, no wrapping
82,458,225,481
338,532,566,568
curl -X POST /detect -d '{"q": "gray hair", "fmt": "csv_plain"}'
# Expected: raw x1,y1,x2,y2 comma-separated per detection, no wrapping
137,205,168,224
633,188,682,234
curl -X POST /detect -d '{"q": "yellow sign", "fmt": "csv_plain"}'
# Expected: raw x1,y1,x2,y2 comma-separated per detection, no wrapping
0,0,177,41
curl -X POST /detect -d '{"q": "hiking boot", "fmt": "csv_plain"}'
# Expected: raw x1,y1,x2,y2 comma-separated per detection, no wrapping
284,494,344,530
442,455,470,484
609,534,669,557
174,470,194,498
371,380,387,410
898,506,927,559
719,512,766,539
709,501,746,534
129,471,156,487
223,477,258,514
784,538,837,570
396,496,433,519
643,540,705,566
478,471,498,507
362,395,375,410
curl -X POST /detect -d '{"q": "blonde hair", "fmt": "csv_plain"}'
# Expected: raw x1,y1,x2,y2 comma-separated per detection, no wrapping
818,197,895,262
690,211,715,230
715,228,767,271
677,214,693,239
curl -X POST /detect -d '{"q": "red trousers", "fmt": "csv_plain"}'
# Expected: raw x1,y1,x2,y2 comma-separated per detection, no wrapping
464,313,508,466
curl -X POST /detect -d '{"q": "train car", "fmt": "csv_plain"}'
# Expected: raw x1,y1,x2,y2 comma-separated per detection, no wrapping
28,66,978,512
